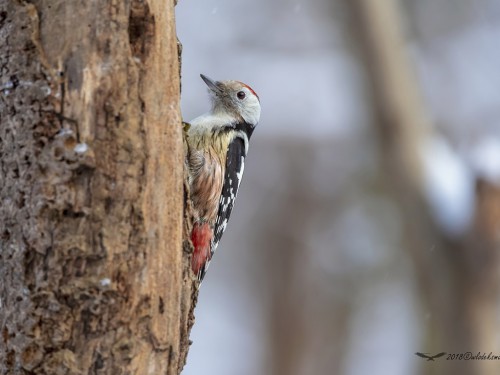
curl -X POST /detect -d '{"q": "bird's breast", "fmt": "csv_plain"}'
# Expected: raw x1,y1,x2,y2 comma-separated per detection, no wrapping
189,147,225,223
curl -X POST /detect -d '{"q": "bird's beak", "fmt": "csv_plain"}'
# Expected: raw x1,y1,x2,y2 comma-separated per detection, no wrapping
200,74,222,94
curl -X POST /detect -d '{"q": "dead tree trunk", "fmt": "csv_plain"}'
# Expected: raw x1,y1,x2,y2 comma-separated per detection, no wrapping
0,0,195,374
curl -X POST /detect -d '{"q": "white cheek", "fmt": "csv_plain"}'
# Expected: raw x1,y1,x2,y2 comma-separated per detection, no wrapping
240,96,261,125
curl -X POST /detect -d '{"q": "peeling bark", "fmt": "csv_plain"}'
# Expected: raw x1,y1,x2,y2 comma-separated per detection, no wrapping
0,0,196,374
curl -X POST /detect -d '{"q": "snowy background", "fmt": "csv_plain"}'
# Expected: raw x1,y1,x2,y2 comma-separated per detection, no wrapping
176,1,500,374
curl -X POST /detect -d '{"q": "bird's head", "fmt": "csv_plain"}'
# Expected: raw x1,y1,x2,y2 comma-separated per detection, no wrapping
200,74,261,126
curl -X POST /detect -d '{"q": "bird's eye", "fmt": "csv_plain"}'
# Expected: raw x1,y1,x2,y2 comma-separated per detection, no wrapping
237,91,246,100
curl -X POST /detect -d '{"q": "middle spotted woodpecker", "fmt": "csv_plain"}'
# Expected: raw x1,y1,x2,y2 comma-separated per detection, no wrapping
186,74,261,282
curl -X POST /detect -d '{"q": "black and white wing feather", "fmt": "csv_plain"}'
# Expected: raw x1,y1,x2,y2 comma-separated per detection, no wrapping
213,135,246,250
199,135,246,279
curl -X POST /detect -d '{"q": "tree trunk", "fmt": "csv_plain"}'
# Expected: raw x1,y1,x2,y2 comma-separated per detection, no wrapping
0,0,196,374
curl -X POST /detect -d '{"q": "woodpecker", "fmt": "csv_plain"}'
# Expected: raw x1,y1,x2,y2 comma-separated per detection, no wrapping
186,74,261,281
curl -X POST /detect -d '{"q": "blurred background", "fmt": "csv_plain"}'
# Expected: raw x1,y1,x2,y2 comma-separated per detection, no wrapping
176,1,500,374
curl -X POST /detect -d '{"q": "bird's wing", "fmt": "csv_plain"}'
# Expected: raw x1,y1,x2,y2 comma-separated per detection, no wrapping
211,135,246,251
432,352,447,358
415,352,430,359
199,135,246,280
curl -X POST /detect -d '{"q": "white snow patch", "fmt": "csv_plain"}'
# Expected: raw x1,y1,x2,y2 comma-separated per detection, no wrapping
2,81,14,89
56,128,74,137
100,278,111,287
420,136,475,236
41,86,51,96
74,143,89,154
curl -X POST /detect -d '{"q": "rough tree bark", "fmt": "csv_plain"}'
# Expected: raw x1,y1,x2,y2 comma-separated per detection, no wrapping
349,1,500,375
0,0,196,374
